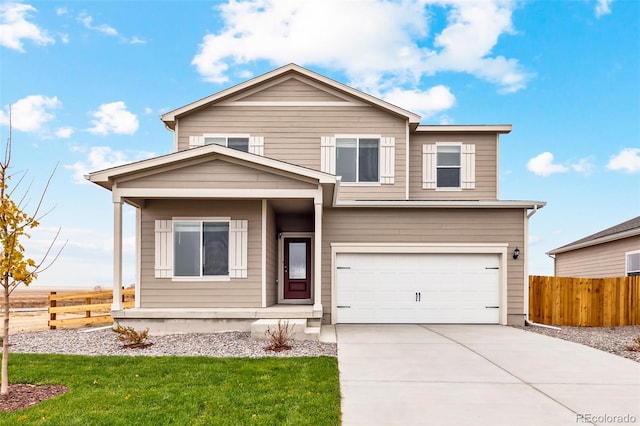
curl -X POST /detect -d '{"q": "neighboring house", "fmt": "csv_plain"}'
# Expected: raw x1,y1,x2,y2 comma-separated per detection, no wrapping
88,64,545,336
547,216,640,278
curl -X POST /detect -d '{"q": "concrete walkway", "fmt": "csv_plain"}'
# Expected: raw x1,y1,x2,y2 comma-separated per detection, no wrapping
337,324,640,426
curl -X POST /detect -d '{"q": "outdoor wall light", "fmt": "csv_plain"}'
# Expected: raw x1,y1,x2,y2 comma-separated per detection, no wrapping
513,247,520,260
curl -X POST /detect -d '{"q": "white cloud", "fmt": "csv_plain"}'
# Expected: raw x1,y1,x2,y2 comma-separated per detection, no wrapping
0,95,61,132
527,152,569,177
87,101,139,135
0,2,54,52
595,0,612,17
381,85,456,119
77,12,144,44
55,127,74,138
606,148,640,173
56,7,69,16
191,0,530,98
78,12,118,36
571,157,595,175
65,146,155,184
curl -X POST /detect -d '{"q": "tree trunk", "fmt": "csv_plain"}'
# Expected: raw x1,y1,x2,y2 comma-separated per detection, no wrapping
1,282,9,396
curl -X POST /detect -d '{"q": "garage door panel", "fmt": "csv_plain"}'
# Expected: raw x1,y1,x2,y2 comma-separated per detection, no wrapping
336,252,500,324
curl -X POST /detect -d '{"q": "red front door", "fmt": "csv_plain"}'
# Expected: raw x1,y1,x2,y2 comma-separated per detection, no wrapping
283,237,311,300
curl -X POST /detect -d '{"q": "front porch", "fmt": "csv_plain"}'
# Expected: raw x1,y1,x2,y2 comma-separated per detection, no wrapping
112,304,325,340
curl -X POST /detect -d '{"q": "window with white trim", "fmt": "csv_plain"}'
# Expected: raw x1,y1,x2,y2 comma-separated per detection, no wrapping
189,134,264,155
626,250,640,276
422,143,475,190
154,218,248,280
204,136,249,152
320,135,395,184
174,220,229,277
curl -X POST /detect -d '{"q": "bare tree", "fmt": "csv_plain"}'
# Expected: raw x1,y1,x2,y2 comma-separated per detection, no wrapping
0,108,66,396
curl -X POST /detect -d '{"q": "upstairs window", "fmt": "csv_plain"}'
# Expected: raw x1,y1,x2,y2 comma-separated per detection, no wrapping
336,137,379,183
204,135,249,152
627,251,640,276
436,145,461,188
188,135,264,155
423,143,475,190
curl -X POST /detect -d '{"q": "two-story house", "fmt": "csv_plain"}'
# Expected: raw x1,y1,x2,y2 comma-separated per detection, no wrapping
88,64,545,337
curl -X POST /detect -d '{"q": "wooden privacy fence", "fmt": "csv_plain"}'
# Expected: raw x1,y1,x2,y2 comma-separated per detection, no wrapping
529,275,640,326
48,288,135,329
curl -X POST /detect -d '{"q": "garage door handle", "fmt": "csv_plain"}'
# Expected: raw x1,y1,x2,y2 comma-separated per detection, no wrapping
337,266,351,270
337,305,351,309
416,292,421,302
485,267,499,270
485,306,499,309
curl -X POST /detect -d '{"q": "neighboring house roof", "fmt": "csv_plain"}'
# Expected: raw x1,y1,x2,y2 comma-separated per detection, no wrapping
416,125,512,134
86,143,337,190
160,63,422,129
547,216,640,255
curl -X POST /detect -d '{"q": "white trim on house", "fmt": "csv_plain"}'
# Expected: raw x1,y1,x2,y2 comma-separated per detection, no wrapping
416,125,512,133
333,200,546,209
330,243,509,325
261,199,267,308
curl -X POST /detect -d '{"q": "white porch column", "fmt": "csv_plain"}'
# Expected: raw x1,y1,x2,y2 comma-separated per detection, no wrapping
313,193,323,316
112,200,123,310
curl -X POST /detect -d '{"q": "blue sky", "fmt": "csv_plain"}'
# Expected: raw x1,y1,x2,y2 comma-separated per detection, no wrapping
1,0,638,288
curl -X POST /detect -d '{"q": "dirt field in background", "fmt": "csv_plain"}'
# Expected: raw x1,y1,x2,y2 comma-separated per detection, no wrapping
6,287,107,334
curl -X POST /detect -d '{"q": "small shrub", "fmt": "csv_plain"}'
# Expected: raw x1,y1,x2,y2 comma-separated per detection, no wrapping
625,336,640,352
264,320,294,352
113,322,152,349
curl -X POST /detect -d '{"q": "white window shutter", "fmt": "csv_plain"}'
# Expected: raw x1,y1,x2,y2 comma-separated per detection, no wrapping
229,220,248,278
249,136,264,156
461,144,476,189
154,220,173,278
189,136,204,148
422,144,437,189
379,137,395,184
320,136,336,174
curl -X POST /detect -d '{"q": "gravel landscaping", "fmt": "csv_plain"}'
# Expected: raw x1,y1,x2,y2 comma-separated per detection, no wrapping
514,324,640,363
6,328,337,357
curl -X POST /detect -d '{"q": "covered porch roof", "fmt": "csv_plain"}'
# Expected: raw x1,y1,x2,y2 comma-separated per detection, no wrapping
86,144,338,208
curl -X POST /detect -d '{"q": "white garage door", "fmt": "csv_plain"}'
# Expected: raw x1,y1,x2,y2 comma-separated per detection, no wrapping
336,253,500,323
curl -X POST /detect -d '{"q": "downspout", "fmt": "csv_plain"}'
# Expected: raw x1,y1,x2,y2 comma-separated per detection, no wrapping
523,204,562,330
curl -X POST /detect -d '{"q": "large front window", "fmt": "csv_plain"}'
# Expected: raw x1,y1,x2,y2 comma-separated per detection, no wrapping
174,221,229,277
336,137,379,182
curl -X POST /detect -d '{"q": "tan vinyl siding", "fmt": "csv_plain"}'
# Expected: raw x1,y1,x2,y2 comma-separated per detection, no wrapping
265,202,278,305
235,77,347,102
175,77,408,201
117,159,316,190
139,199,262,308
409,132,498,201
321,208,526,321
554,236,640,278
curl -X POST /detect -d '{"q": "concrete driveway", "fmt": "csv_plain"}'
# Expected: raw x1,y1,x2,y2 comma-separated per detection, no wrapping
337,324,640,426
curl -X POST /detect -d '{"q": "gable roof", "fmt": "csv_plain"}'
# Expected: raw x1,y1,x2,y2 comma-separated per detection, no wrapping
160,63,422,129
87,143,337,190
547,216,640,255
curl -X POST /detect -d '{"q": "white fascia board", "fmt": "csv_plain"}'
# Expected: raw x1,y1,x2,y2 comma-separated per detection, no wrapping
416,125,512,134
161,64,421,127
87,144,336,187
114,188,321,200
547,229,640,255
332,200,546,209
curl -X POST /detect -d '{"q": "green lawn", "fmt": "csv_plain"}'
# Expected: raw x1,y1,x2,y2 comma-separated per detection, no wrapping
0,354,341,425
